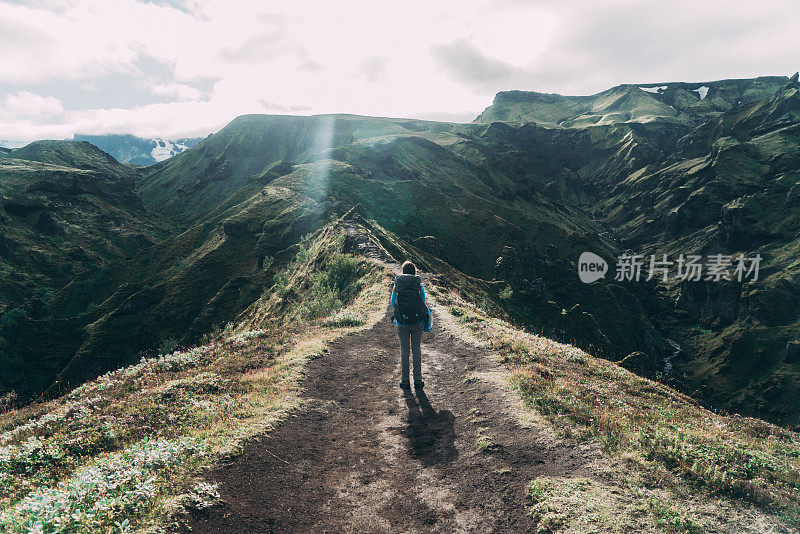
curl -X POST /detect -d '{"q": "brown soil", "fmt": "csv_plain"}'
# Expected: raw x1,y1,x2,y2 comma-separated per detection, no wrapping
179,305,598,533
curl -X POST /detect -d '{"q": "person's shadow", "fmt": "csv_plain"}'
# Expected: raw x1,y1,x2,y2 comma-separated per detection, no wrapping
403,389,457,465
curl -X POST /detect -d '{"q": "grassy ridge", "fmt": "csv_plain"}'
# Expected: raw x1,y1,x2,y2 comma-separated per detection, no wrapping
1,215,798,531
0,222,389,533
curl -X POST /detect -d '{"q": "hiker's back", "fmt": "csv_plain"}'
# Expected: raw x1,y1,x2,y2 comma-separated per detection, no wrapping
394,274,425,325
392,261,429,389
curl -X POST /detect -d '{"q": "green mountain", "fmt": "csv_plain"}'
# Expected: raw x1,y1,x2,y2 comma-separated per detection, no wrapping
47,114,663,397
476,76,790,127
0,141,168,397
592,75,800,423
2,74,800,431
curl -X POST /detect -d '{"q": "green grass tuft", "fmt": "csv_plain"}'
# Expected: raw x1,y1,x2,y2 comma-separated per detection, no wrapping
649,499,703,533
301,253,368,320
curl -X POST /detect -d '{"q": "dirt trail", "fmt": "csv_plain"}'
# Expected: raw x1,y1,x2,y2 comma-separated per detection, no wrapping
180,285,598,533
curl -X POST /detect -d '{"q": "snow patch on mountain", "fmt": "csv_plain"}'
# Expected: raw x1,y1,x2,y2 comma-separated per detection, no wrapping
694,86,709,99
640,85,667,94
151,138,190,162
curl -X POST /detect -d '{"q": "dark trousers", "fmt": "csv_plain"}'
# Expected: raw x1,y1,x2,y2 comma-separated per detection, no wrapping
396,322,423,384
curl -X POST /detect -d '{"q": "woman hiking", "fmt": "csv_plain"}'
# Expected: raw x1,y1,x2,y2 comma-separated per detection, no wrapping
390,261,432,389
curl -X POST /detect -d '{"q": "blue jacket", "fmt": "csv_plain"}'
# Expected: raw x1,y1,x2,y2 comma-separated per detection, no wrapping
391,281,433,332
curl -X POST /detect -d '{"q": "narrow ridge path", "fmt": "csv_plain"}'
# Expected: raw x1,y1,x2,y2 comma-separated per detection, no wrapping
180,304,597,533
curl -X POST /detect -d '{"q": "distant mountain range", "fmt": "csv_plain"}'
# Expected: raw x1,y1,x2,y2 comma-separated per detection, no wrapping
2,73,800,431
475,75,791,126
73,134,203,166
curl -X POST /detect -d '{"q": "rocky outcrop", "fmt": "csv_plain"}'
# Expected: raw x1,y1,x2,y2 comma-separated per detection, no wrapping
675,281,707,314
34,212,63,236
665,192,721,238
493,244,537,286
493,246,523,283
619,351,659,378
675,280,743,329
786,182,800,207
412,236,443,257
785,341,800,364
701,282,742,328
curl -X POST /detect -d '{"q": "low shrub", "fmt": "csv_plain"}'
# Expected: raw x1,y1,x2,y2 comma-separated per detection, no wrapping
322,310,365,328
301,254,367,320
0,437,206,533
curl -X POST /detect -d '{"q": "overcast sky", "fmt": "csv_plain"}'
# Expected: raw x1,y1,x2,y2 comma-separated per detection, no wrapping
1,0,799,143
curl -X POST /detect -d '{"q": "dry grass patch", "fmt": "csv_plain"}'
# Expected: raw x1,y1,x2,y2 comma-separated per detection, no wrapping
427,282,800,531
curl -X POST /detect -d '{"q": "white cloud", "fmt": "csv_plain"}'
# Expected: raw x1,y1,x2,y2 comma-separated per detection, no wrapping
358,56,387,83
148,82,204,102
0,0,798,143
0,91,63,119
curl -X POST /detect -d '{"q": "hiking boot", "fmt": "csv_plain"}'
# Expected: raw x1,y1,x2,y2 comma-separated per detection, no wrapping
414,380,424,389
399,381,411,389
